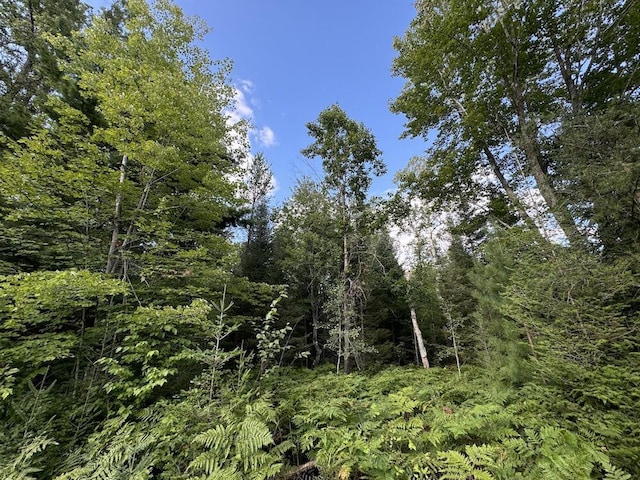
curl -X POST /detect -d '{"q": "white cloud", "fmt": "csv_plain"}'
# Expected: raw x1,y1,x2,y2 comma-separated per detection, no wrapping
222,80,279,206
255,126,277,148
228,82,278,152
232,87,254,120
227,82,276,149
224,79,279,208
223,84,257,158
239,79,255,94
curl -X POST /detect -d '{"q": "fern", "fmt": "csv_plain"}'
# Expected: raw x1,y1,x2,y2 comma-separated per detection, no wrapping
603,462,632,480
437,450,494,480
0,435,58,480
193,425,232,458
238,419,274,471
187,399,287,480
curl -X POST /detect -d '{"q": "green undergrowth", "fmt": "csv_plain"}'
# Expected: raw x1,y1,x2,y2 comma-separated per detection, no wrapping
5,364,636,479
263,365,636,480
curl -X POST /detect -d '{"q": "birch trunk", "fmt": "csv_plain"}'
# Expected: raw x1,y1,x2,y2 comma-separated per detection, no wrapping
410,305,430,369
342,232,352,374
106,155,127,274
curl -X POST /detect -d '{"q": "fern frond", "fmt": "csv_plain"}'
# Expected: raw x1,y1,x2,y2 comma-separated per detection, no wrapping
193,425,230,451
602,461,632,480
437,450,495,480
236,418,274,471
188,451,221,476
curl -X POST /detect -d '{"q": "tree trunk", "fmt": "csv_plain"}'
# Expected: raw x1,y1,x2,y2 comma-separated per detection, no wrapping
551,38,582,114
341,189,352,374
448,94,539,234
449,315,462,377
106,155,127,274
116,169,154,279
410,305,430,369
482,145,539,230
310,285,322,367
428,239,461,377
509,77,586,247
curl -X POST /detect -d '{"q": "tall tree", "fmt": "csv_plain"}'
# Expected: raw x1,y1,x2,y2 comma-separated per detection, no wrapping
273,179,341,367
301,105,386,373
0,0,243,295
239,152,275,282
0,0,87,141
0,2,268,475
392,0,638,247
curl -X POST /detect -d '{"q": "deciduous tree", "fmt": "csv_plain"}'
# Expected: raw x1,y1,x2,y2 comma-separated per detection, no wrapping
392,0,638,247
301,105,385,373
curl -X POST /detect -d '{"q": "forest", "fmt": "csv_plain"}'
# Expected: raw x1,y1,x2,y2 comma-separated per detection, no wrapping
0,0,638,479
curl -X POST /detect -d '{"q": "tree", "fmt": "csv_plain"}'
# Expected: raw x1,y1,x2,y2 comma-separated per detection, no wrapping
554,101,640,257
438,236,477,366
240,201,274,282
467,228,548,380
0,0,88,142
74,0,240,283
0,2,254,474
391,198,456,369
273,179,341,367
301,105,386,373
239,153,275,283
0,0,243,294
360,232,414,365
392,0,639,247
244,152,275,228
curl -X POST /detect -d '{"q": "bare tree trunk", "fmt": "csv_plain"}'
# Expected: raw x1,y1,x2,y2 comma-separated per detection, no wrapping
448,312,462,377
106,155,127,274
410,305,430,369
341,188,352,374
310,283,322,367
436,283,461,377
428,234,462,377
342,285,351,374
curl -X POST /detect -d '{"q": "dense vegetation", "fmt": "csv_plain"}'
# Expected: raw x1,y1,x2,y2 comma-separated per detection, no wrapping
1,0,638,479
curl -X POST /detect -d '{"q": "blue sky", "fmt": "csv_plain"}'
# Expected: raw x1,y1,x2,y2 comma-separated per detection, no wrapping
86,0,429,203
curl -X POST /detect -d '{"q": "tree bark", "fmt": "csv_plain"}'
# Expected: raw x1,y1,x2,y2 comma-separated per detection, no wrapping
509,77,586,247
106,155,127,274
482,144,539,230
410,305,430,369
341,188,352,374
